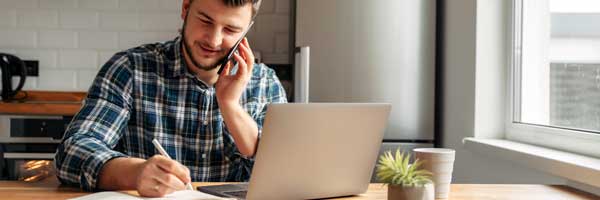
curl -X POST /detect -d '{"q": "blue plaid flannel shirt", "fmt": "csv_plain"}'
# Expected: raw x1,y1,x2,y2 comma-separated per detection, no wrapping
54,37,288,190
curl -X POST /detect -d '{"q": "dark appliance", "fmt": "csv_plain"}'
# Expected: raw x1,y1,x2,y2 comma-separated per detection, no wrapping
0,116,72,181
0,53,27,101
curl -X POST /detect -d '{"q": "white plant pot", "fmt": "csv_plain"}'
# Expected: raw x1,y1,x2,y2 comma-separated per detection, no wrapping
387,183,434,200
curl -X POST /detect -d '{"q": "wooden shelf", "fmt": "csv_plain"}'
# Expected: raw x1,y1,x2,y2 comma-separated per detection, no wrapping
0,91,86,116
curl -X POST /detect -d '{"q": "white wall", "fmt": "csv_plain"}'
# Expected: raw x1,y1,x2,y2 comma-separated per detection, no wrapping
0,0,291,92
441,0,565,184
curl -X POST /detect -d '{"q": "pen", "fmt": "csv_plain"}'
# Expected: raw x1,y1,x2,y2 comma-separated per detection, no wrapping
152,138,194,190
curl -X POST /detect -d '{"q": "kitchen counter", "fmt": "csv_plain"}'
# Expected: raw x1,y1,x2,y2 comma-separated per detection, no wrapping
0,91,86,116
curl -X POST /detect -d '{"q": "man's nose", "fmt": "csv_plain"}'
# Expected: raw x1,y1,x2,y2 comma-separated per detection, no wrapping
205,28,223,49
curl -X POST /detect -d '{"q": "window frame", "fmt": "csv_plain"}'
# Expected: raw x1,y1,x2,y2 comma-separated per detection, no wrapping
506,0,600,159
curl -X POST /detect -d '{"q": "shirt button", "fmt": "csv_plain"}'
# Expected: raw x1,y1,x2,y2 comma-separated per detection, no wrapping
203,121,208,125
202,154,206,159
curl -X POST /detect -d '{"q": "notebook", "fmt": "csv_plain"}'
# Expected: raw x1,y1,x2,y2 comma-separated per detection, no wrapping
69,190,229,200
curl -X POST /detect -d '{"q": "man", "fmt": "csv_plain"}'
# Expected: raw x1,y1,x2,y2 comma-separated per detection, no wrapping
54,0,287,197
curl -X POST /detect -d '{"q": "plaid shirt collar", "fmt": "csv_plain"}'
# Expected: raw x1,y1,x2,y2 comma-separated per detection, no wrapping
167,36,190,78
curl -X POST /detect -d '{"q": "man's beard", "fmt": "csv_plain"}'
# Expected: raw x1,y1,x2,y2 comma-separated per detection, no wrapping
181,14,225,71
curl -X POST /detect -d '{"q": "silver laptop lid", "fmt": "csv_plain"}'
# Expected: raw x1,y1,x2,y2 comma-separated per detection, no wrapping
246,103,391,200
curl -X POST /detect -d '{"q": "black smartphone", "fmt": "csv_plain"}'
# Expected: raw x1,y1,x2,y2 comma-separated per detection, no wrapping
217,21,255,75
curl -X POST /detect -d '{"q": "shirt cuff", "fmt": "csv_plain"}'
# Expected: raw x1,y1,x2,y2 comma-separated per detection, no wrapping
81,149,128,191
239,153,255,161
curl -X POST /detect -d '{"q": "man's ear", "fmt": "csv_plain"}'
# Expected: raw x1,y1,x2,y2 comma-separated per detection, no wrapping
181,0,191,20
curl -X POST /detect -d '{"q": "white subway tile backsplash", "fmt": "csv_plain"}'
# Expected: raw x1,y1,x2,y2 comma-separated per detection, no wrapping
79,0,119,10
16,50,58,69
60,11,99,29
275,0,290,14
119,32,178,49
0,10,17,28
260,0,275,13
137,0,160,10
159,0,182,11
37,69,77,91
14,77,37,91
0,30,36,48
39,31,77,48
275,32,289,53
0,0,37,9
0,49,17,54
256,14,289,33
248,30,274,53
101,13,138,30
76,70,98,91
0,0,290,91
18,10,59,28
99,51,118,66
59,50,98,69
39,0,77,9
118,0,180,11
117,0,137,10
79,32,118,49
139,13,181,31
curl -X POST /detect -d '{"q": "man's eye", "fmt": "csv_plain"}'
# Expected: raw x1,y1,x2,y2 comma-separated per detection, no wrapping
200,19,211,25
225,28,236,33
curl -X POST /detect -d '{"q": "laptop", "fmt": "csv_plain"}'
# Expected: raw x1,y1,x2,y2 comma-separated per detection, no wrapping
198,103,391,200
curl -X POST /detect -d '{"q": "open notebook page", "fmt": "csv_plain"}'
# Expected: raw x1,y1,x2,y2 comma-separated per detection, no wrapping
69,190,231,200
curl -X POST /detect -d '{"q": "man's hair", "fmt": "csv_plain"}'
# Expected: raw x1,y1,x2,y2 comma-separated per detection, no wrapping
191,0,262,17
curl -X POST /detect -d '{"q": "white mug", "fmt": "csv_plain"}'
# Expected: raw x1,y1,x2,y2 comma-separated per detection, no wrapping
413,148,456,199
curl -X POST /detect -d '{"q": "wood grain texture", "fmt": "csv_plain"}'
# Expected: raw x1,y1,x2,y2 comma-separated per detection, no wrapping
0,178,597,200
0,91,86,116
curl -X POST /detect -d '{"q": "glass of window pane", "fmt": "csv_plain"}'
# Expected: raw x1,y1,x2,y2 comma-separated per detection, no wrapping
517,0,600,132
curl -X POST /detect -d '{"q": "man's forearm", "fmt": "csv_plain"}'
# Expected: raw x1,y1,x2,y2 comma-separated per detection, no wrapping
220,103,259,157
97,157,145,190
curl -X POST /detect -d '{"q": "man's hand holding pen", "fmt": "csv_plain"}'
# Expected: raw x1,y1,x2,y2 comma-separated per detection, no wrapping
133,155,192,197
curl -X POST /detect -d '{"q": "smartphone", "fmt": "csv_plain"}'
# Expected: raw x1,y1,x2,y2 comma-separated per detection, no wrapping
217,21,255,75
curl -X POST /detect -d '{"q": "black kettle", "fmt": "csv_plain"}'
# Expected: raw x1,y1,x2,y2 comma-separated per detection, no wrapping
0,53,27,101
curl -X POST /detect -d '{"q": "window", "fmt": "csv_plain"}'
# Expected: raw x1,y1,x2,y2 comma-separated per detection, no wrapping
508,0,600,158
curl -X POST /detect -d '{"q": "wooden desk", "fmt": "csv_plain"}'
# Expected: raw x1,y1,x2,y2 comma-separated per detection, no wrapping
0,180,597,200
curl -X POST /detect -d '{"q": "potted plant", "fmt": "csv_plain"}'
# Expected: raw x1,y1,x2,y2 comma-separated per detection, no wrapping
376,149,434,200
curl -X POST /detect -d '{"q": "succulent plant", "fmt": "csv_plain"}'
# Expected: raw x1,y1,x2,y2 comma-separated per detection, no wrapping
376,149,432,187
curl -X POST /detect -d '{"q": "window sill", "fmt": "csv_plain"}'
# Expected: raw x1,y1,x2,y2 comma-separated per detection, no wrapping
462,138,600,191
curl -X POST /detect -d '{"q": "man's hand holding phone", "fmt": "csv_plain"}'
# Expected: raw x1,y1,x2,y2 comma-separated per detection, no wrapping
215,37,255,107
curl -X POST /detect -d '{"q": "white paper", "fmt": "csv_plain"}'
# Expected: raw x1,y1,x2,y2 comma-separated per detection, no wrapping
69,190,228,200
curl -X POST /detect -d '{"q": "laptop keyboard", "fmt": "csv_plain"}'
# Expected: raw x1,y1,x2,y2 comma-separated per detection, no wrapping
224,190,248,198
